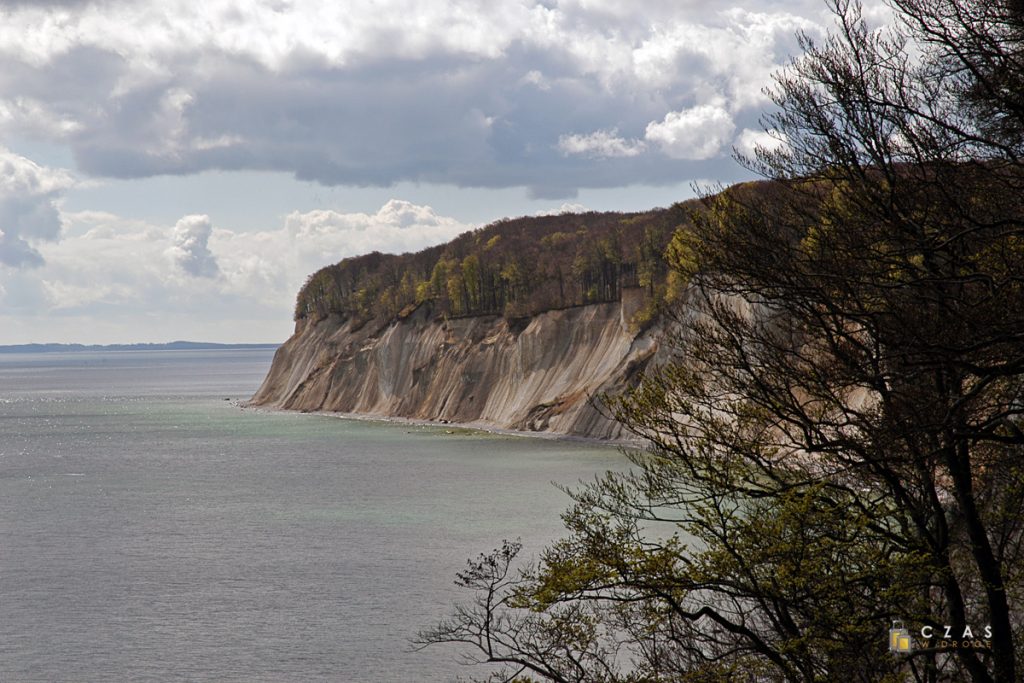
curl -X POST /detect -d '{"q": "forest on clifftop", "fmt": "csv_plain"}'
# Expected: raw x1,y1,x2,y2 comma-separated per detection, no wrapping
293,199,703,329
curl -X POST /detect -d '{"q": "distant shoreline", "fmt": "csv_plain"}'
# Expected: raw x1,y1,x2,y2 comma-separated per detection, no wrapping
0,341,280,354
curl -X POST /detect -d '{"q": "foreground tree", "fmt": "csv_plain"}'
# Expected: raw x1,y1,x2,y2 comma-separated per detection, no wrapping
420,2,1024,680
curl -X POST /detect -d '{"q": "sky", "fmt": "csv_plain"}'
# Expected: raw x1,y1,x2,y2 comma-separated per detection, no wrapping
0,0,888,344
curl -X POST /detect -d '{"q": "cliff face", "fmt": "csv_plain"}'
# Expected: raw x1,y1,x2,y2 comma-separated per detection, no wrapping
251,294,660,440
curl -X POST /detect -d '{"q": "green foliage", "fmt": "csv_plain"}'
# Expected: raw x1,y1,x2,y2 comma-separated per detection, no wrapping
293,208,695,325
414,279,431,305
462,254,482,311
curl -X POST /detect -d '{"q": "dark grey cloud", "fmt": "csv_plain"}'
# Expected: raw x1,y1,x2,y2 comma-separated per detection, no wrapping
0,1,840,196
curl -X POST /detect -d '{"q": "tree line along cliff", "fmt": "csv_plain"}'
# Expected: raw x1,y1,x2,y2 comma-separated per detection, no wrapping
294,200,701,330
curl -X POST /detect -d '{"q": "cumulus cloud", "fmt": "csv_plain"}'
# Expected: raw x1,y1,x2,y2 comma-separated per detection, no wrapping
645,105,736,160
168,214,219,278
534,202,587,216
734,128,789,159
0,148,73,268
0,199,473,341
0,97,82,138
281,199,471,262
0,1,847,196
557,129,646,158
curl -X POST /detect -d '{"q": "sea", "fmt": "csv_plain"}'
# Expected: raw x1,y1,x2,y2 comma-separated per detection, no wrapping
0,348,627,682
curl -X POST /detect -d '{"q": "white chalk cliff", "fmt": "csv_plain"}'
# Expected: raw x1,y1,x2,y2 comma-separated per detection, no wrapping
251,292,661,440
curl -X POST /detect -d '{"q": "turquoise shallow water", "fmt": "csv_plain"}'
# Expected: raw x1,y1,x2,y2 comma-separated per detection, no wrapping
0,349,625,681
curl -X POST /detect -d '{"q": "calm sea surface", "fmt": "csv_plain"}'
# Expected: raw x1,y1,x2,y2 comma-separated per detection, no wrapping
0,349,625,682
